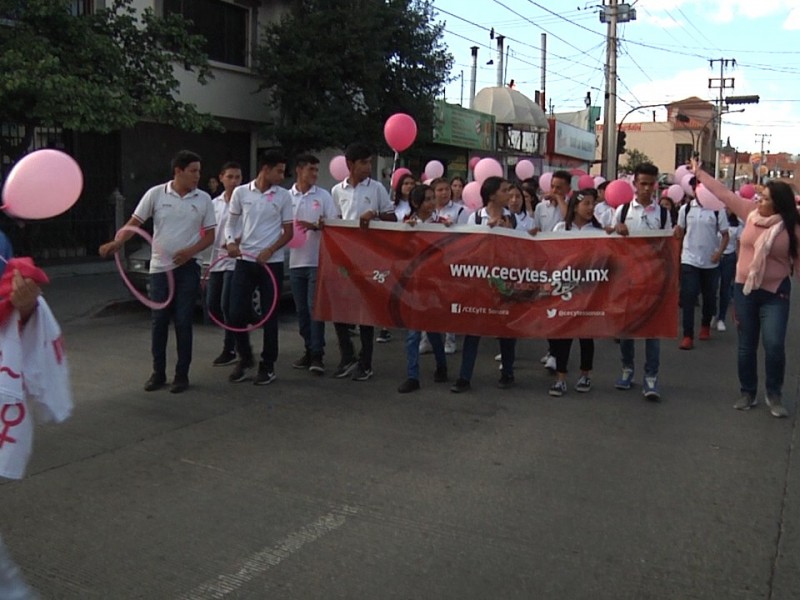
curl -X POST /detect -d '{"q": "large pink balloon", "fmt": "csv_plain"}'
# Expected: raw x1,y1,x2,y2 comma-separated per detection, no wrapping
539,172,553,194
2,149,83,219
577,174,595,190
674,164,692,184
515,159,535,180
329,155,349,181
680,172,696,197
695,184,725,211
425,160,444,179
384,113,417,152
287,221,308,249
739,183,756,199
462,181,482,211
473,158,503,184
391,168,412,190
605,179,634,208
468,156,481,171
667,184,684,204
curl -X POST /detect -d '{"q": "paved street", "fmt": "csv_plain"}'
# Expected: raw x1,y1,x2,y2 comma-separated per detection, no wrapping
1,267,799,599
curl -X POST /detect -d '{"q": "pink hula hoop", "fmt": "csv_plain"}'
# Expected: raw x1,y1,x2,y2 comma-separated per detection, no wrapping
114,225,175,310
202,252,279,333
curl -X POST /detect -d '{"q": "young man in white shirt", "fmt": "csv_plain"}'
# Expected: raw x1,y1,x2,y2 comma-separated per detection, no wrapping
289,154,338,375
225,150,293,385
531,169,570,234
100,150,216,393
612,162,673,401
330,142,397,381
674,189,729,349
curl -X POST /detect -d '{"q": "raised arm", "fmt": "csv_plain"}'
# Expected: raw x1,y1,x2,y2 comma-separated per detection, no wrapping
692,158,755,222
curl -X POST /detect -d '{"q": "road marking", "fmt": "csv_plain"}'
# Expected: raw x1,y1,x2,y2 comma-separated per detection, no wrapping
178,506,358,599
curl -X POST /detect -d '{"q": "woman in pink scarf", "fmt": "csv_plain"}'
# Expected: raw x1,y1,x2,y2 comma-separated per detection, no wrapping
695,161,799,418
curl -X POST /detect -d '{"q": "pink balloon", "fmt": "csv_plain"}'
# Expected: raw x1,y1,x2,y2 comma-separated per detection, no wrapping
680,172,696,197
287,221,307,249
384,113,417,153
739,183,756,199
329,155,349,181
667,184,684,204
593,175,606,187
569,168,587,177
2,149,83,220
515,159,535,180
674,164,692,184
539,172,553,194
425,160,444,179
577,174,595,190
391,168,412,190
695,184,725,211
605,179,634,208
468,156,481,171
473,158,503,184
462,181,482,211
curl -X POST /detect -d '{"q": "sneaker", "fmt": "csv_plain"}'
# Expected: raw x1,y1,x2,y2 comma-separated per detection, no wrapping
716,320,727,332
444,340,457,354
494,353,502,362
229,360,254,383
433,366,448,383
376,329,392,343
497,373,515,389
144,372,166,392
333,359,358,379
575,375,592,393
540,352,551,365
679,336,694,350
549,380,567,397
292,351,311,370
308,355,325,375
397,378,420,393
347,325,359,336
615,368,634,390
170,374,189,394
544,355,556,372
642,376,660,401
710,316,717,327
419,334,433,355
699,325,711,341
733,393,757,411
212,351,237,367
450,378,471,393
254,363,276,386
352,365,374,381
766,395,789,418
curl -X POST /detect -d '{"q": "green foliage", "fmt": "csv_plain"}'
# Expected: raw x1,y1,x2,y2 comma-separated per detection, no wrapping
255,0,453,155
621,148,654,173
0,0,219,161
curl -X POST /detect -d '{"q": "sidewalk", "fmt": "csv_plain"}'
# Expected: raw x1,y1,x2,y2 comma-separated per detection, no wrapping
41,260,133,323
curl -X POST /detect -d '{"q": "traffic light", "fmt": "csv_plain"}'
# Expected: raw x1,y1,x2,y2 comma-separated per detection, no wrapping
616,130,627,155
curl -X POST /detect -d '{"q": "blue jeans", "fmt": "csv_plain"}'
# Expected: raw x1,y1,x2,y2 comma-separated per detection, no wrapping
230,260,284,368
289,267,325,356
206,270,235,354
680,264,717,337
150,261,200,377
619,338,660,378
405,331,446,380
458,336,515,381
733,279,791,398
717,253,736,322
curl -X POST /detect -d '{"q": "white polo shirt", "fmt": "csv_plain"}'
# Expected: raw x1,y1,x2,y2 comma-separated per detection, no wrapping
209,195,237,273
437,200,470,224
594,201,615,228
132,182,215,273
289,184,338,269
532,200,564,232
515,211,533,231
614,198,673,233
678,200,729,269
467,207,513,226
553,221,607,236
226,181,293,264
331,177,393,221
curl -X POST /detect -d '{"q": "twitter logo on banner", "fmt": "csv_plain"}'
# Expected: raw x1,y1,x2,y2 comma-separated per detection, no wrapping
546,308,557,319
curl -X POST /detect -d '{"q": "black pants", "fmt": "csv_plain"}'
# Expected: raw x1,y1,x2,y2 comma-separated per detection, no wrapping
334,323,374,370
550,338,594,374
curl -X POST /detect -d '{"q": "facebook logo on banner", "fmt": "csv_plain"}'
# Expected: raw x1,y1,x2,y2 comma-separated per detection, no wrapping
451,303,462,314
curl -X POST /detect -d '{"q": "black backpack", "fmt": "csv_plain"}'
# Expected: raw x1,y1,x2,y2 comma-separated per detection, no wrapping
475,210,517,229
619,203,669,229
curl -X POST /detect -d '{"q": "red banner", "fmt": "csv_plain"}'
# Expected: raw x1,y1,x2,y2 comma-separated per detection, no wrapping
315,221,679,339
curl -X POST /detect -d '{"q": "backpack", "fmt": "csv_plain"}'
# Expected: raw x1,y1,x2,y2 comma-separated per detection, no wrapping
475,209,517,229
619,203,669,229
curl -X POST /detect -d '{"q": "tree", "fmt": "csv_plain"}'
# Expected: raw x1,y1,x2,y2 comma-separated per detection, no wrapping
254,0,453,156
0,0,218,165
620,148,655,173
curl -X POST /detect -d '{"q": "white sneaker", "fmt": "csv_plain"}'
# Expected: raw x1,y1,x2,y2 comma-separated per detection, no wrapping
540,352,551,365
444,340,457,354
710,316,717,327
494,353,502,361
544,355,556,371
419,332,433,354
716,320,727,332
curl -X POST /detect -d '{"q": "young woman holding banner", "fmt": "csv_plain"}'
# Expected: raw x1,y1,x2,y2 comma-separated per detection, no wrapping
694,162,800,418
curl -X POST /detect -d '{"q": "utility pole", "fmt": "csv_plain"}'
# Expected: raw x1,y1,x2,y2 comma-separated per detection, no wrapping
708,58,736,177
469,46,478,109
496,35,505,88
755,133,771,184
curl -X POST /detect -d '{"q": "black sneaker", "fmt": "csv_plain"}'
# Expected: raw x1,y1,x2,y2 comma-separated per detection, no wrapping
333,359,358,379
397,378,420,393
170,374,189,394
433,366,448,383
144,372,167,392
308,355,325,375
376,329,392,343
254,363,276,386
497,374,515,389
352,365,374,381
450,378,471,393
212,351,237,367
292,351,311,370
229,360,254,383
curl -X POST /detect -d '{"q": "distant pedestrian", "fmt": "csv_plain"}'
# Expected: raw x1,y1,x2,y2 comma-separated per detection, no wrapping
715,209,741,332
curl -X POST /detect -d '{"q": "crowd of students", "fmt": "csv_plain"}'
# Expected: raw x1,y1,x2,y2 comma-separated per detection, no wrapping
96,146,796,418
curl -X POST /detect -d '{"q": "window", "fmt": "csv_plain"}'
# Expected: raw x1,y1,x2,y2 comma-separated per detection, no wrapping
164,0,248,67
675,144,693,169
68,1,94,16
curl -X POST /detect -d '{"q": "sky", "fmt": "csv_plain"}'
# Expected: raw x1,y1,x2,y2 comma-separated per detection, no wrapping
432,0,800,157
